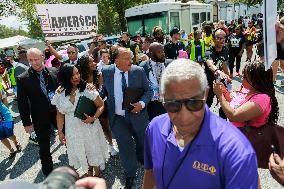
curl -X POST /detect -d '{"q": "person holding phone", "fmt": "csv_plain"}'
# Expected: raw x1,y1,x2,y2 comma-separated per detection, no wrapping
213,61,278,130
269,152,284,186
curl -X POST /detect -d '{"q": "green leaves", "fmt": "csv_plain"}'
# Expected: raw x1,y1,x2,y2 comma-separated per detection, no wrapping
0,24,28,39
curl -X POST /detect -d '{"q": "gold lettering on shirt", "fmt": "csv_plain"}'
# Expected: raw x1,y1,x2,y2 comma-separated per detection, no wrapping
192,161,216,175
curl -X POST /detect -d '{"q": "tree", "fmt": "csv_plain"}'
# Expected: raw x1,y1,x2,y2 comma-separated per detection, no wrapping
0,24,28,39
5,0,157,38
230,0,283,7
0,0,17,17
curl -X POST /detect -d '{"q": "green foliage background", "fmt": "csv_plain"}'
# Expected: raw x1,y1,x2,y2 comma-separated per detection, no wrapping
0,0,283,39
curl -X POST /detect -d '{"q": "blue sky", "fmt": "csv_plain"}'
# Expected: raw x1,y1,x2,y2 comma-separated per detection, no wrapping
0,15,29,31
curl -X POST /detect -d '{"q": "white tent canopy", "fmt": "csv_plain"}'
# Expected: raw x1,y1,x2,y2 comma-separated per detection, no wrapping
0,35,45,51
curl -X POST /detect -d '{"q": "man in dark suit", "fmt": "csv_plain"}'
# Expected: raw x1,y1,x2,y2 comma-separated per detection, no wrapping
101,47,152,188
17,48,58,176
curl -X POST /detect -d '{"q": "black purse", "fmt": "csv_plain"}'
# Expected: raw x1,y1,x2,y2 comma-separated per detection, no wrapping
239,123,284,169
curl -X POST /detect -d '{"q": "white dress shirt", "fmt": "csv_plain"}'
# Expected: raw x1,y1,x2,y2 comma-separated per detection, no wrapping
114,65,145,116
114,65,128,116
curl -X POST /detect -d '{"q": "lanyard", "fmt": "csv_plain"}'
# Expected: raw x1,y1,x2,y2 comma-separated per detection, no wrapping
161,123,202,189
149,61,163,85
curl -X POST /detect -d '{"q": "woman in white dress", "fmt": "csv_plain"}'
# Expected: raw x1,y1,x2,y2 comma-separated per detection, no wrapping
51,63,109,177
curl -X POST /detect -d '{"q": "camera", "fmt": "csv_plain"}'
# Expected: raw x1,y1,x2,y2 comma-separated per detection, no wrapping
0,167,86,189
41,167,85,189
215,71,232,92
215,71,227,87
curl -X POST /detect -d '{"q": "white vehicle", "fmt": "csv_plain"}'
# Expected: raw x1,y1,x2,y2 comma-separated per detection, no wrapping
125,1,213,36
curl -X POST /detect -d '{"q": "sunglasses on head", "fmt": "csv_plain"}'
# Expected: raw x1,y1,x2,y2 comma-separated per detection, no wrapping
163,98,206,113
67,51,76,54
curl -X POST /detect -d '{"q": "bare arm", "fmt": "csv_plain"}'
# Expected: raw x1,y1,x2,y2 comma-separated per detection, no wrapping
222,62,230,76
213,81,263,122
98,73,103,90
206,59,231,81
142,169,156,189
46,40,63,60
56,110,65,133
206,59,219,73
56,109,66,144
93,95,104,119
239,43,245,56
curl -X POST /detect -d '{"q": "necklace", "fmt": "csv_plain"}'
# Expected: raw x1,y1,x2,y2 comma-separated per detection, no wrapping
173,126,192,148
70,90,76,96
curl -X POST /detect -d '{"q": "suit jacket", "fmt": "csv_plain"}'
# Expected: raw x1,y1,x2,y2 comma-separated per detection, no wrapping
17,67,58,126
139,60,152,80
101,64,153,128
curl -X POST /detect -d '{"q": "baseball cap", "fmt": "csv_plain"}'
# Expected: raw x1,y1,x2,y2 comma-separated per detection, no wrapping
170,27,180,37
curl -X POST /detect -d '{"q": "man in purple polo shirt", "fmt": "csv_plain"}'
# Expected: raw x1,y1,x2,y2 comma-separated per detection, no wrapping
142,59,258,189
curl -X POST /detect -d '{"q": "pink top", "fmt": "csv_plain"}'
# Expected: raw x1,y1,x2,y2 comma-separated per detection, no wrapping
231,93,271,128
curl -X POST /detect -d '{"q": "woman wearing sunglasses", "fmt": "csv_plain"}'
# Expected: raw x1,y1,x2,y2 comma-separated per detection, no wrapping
142,59,258,189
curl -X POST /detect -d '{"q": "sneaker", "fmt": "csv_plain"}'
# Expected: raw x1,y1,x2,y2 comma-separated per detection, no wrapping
109,145,118,156
29,135,39,145
236,72,240,77
8,151,17,159
16,144,22,152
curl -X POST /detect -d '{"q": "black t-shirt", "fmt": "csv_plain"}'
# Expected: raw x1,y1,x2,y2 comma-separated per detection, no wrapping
164,40,185,59
204,46,229,83
227,34,245,53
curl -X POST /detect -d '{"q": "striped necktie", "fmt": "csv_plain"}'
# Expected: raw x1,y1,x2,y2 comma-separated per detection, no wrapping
38,71,48,97
121,72,127,93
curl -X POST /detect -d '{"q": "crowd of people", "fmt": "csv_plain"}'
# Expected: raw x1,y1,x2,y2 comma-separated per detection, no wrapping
0,11,284,189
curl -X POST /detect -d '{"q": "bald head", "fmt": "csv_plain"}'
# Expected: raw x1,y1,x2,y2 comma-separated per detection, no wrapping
27,48,43,56
213,29,226,49
27,48,45,72
149,42,165,63
149,42,163,52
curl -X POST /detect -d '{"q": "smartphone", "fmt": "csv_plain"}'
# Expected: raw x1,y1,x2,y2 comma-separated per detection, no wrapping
215,72,227,88
271,145,277,154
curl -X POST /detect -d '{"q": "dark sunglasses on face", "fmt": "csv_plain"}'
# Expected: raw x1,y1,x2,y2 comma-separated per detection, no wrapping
216,36,225,41
67,51,76,55
163,98,206,113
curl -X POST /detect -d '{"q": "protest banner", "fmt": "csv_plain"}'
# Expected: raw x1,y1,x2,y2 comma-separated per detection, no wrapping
35,4,98,42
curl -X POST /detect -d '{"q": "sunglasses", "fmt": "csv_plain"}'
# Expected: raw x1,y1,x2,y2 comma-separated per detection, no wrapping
67,51,76,54
215,36,225,41
163,98,206,113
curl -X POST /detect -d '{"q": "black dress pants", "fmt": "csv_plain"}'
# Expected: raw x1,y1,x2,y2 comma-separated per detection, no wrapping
229,52,242,74
147,101,166,121
34,123,53,176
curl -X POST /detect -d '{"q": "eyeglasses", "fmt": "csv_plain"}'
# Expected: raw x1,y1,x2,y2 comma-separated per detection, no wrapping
163,98,206,113
215,36,225,41
67,51,76,55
